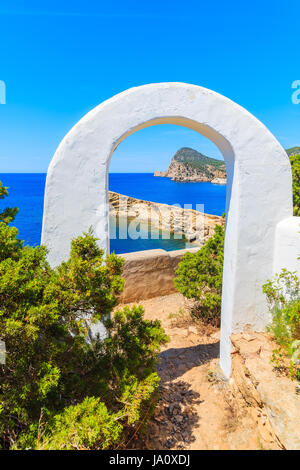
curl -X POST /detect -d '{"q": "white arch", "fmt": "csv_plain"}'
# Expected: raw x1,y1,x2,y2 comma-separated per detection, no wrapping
41,83,293,377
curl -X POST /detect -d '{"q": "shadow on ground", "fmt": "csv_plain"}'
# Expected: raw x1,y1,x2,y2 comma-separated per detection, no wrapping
135,341,220,449
157,341,220,381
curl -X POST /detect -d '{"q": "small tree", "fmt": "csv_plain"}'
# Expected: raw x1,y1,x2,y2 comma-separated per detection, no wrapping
0,182,169,450
290,154,300,216
263,268,300,381
0,180,18,224
174,224,224,324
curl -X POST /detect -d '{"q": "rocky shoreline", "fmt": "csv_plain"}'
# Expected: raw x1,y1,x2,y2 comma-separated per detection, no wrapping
154,162,226,184
109,191,224,244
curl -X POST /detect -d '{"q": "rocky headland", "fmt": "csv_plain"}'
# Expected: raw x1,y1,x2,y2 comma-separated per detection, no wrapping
154,147,226,184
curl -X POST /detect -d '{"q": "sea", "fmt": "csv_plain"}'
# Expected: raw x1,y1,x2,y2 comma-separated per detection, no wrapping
0,173,226,254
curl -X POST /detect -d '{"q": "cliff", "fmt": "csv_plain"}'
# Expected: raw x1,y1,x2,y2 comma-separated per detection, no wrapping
154,147,300,184
154,147,226,184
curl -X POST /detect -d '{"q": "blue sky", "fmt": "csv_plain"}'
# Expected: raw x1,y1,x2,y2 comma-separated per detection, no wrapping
0,0,299,172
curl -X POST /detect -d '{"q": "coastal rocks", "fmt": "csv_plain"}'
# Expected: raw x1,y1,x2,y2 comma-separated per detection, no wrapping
108,190,225,244
211,177,227,185
154,171,165,177
185,232,197,242
156,161,210,182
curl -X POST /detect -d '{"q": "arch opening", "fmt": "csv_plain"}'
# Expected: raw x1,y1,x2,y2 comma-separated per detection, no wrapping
108,121,229,255
106,117,235,255
107,121,229,334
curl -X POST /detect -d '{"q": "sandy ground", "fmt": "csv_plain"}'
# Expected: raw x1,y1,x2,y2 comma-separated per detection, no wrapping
119,293,281,450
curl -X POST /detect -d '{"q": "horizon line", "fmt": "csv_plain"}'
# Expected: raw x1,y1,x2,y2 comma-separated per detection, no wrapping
0,171,158,174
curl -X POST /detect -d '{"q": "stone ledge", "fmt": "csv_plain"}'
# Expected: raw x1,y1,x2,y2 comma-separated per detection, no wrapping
119,247,200,303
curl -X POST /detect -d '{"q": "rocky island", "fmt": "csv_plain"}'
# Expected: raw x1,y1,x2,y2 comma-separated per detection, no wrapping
154,147,226,184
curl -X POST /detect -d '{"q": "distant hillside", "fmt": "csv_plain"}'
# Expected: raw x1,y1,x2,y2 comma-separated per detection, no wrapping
288,151,300,216
286,147,300,157
154,147,226,184
154,146,300,185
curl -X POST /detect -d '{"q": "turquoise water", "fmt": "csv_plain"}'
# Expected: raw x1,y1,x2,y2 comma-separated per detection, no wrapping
0,173,226,253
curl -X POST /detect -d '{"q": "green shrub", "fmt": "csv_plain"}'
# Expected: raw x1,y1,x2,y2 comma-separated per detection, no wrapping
174,224,224,324
0,183,169,449
290,154,300,216
0,180,18,224
45,397,123,450
263,269,300,381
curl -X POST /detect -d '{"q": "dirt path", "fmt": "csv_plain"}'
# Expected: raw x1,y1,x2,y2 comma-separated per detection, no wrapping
120,293,281,450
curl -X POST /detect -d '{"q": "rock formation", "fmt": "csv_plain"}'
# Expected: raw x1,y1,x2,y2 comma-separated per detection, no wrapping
109,190,224,244
154,147,227,183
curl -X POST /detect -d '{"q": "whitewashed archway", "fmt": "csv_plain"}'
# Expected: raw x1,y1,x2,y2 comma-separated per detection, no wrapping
41,83,294,377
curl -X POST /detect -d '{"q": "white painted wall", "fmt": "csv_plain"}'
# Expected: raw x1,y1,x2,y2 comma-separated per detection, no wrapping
41,83,294,377
273,217,300,275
